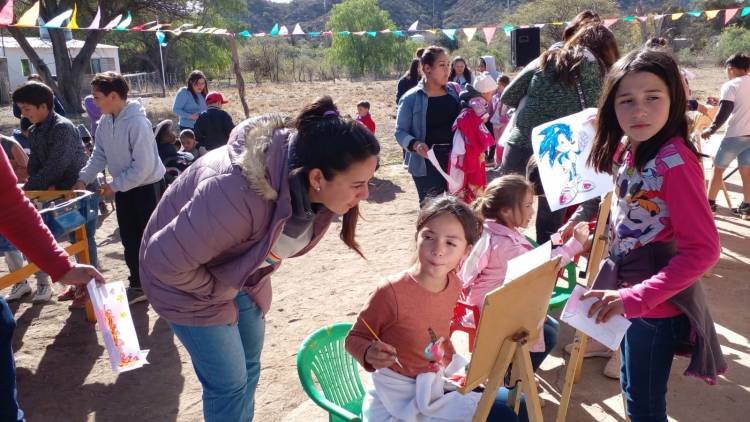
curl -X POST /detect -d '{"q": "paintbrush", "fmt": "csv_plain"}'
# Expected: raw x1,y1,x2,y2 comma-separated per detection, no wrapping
360,318,404,369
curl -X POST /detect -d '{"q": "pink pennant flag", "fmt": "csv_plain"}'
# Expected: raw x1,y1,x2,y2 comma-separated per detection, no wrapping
482,26,496,46
103,14,122,30
380,28,391,34
603,18,618,28
408,20,418,31
0,0,13,26
519,25,529,29
637,16,648,23
278,25,288,35
322,31,332,36
462,27,476,40
724,8,739,25
88,8,101,29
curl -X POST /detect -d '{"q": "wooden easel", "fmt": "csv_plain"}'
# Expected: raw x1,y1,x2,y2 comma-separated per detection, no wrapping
460,257,562,422
555,192,629,422
0,191,96,322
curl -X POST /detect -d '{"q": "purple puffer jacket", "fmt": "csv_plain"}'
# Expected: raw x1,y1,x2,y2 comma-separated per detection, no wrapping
139,114,334,326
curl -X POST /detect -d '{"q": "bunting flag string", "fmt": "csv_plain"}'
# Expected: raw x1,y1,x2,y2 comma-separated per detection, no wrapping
5,2,750,42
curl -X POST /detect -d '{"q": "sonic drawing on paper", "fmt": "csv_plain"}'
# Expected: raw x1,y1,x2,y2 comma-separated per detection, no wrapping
538,123,595,206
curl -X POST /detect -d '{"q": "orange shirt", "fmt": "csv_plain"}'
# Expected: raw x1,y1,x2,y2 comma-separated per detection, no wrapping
346,271,461,378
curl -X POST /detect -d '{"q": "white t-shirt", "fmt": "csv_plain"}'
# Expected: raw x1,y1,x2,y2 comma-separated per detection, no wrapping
719,74,750,137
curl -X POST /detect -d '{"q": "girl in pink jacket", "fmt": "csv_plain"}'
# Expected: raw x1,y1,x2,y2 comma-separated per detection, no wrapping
459,175,589,370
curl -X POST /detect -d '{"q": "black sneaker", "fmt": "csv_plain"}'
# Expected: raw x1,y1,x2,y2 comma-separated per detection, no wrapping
731,202,750,220
708,200,717,213
126,287,147,305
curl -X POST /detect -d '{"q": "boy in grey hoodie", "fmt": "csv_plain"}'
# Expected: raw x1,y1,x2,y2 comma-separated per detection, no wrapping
75,72,166,304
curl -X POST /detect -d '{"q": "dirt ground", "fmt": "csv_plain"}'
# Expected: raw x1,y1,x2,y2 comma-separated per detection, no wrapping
2,69,748,422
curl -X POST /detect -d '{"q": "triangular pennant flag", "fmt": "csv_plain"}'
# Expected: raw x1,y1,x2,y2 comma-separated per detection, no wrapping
603,18,618,28
392,30,403,37
622,16,635,22
482,26,495,46
292,23,305,35
156,30,166,46
704,10,720,20
44,8,73,28
380,29,391,33
67,4,78,29
503,25,513,36
427,29,437,34
115,11,132,30
238,30,251,37
534,23,545,28
0,0,13,26
367,31,377,37
255,32,266,37
16,1,39,27
353,31,365,36
743,7,750,17
269,23,279,35
725,8,739,25
87,7,101,29
339,31,350,36
442,28,456,40
654,14,665,20
551,22,564,26
519,25,529,29
174,24,193,32
687,11,702,17
322,31,332,36
636,16,647,23
671,13,684,20
278,25,288,35
213,29,228,35
408,20,418,31
462,27,476,40
131,21,156,32
308,31,320,37
103,14,122,30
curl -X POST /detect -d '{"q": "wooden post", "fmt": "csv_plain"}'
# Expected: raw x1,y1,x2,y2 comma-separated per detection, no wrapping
228,35,250,118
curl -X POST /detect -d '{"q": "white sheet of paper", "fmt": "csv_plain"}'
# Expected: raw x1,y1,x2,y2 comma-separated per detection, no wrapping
504,241,552,283
427,148,461,193
87,280,149,373
531,108,614,212
561,285,632,351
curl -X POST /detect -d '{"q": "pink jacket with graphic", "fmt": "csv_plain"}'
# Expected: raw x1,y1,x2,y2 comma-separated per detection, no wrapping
459,219,582,311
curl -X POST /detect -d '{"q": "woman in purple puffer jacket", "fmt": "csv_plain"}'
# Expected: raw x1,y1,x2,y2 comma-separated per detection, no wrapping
139,96,380,422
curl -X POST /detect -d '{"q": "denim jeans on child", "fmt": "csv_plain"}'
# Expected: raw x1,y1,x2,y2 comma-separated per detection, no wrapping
530,316,559,371
0,297,24,422
170,292,265,422
620,315,690,422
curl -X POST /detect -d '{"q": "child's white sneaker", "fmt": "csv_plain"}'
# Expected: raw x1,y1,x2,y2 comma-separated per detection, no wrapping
5,281,32,301
33,281,53,303
602,355,620,379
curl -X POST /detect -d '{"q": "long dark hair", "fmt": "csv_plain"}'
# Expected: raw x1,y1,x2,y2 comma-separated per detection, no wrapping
539,23,619,85
588,48,696,174
449,56,472,84
562,10,601,42
291,96,380,256
402,58,421,80
186,70,208,102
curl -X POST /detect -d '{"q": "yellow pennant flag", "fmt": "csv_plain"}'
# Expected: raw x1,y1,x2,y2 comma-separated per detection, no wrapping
68,4,79,29
705,10,720,20
671,13,684,21
16,1,40,27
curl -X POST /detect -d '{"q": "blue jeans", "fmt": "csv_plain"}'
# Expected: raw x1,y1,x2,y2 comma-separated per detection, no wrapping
412,144,450,205
0,298,24,421
620,315,690,422
487,387,529,422
170,292,265,422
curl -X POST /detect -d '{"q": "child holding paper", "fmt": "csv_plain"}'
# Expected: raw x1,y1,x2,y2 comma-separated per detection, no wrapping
585,48,724,422
346,195,526,422
460,175,589,370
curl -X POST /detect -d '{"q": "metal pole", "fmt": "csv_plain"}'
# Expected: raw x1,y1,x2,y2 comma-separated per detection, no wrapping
157,18,166,97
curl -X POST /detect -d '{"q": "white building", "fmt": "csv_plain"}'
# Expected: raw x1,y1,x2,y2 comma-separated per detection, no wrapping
0,36,120,93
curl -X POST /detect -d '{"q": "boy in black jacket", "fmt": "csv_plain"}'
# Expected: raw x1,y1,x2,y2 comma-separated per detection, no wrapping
193,91,235,151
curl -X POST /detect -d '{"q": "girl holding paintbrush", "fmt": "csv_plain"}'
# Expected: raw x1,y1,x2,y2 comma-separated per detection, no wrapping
346,195,526,421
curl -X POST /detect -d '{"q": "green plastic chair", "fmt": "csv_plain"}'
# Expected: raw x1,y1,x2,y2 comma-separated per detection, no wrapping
526,237,578,312
297,323,364,422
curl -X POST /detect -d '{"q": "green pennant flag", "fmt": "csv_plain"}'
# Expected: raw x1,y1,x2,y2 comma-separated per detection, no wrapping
742,7,750,17
367,31,377,37
393,30,403,36
687,11,702,17
239,30,251,37
270,23,279,35
623,16,635,22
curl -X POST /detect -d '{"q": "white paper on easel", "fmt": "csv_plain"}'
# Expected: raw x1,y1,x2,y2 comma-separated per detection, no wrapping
505,241,552,283
87,280,149,373
561,285,632,351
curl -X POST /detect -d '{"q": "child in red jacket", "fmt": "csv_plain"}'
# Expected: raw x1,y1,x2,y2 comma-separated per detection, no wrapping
356,101,376,134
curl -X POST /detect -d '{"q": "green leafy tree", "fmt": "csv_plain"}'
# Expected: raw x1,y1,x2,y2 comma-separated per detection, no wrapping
716,26,750,62
326,0,410,77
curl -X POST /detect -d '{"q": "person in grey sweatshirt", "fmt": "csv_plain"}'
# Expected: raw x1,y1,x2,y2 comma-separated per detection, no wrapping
74,72,166,304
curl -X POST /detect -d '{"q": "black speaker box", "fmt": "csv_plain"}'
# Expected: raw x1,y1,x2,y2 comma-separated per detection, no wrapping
511,27,541,68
